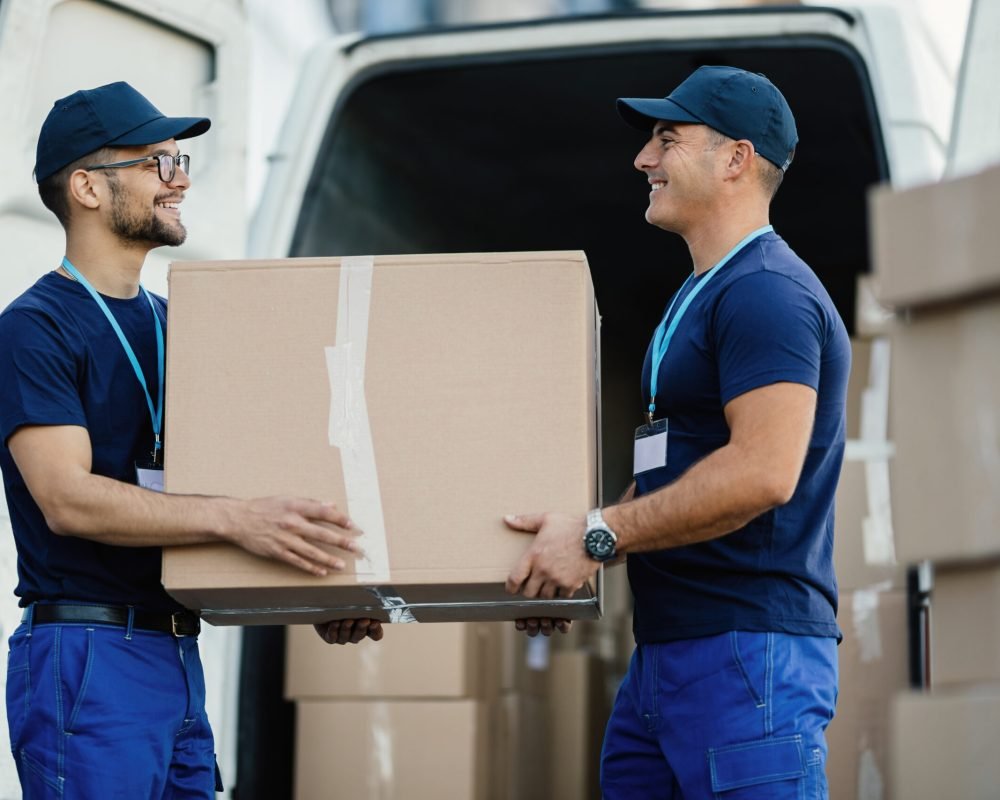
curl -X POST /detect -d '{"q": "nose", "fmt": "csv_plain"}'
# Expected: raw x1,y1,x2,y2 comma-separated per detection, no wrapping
167,161,191,190
634,138,659,172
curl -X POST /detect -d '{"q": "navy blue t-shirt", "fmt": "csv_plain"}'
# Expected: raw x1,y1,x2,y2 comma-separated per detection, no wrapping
630,231,849,643
0,271,181,612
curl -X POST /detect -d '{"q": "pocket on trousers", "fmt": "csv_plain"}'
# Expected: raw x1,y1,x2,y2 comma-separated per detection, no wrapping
708,735,806,798
55,627,96,734
6,635,32,750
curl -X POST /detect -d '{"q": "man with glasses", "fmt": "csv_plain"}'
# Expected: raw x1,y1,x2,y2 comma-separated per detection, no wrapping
0,82,380,798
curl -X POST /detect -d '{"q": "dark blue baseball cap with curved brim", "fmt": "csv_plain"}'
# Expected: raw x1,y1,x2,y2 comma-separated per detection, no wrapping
617,66,798,171
34,81,211,182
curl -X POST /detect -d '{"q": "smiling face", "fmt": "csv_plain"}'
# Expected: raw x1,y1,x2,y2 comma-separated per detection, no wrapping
633,121,726,235
100,139,191,248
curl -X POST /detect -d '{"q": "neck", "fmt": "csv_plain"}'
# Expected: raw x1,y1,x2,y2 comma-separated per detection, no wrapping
684,207,771,275
61,233,151,299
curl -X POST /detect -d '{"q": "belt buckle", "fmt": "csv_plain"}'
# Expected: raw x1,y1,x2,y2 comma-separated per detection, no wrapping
171,612,199,638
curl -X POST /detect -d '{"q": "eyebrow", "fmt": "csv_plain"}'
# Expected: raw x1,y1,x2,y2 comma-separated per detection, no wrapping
147,147,181,157
654,123,679,136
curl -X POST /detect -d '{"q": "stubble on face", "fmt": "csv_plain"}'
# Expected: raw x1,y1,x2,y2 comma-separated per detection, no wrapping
106,171,187,248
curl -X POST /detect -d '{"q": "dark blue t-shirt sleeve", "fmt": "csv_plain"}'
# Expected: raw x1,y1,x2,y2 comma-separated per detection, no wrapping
713,270,826,406
0,309,86,444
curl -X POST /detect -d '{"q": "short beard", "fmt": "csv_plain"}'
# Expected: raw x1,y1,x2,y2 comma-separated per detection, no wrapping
107,172,187,247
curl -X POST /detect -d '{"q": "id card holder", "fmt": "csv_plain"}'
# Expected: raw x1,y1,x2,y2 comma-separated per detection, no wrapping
135,461,164,493
633,418,668,476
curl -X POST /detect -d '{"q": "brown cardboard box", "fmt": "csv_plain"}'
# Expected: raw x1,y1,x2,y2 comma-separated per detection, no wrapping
161,252,601,624
930,562,1000,687
547,650,609,800
498,624,551,696
493,692,551,800
890,688,1000,800
836,337,905,591
294,699,489,800
871,161,1000,308
285,621,502,700
826,590,909,800
888,301,1000,565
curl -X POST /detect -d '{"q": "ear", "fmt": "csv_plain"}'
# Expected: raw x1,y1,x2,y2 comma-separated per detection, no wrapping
726,140,756,179
66,168,103,211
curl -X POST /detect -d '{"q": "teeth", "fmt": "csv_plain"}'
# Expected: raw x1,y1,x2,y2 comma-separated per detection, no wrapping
158,202,179,209
650,182,666,192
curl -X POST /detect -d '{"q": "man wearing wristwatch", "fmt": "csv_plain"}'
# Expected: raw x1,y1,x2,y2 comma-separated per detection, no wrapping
505,66,847,799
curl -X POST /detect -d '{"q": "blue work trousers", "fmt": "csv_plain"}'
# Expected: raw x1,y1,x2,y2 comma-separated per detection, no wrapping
601,631,838,799
6,616,218,799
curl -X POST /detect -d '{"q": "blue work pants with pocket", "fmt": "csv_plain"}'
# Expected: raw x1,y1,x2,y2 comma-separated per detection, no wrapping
6,617,218,799
601,631,838,799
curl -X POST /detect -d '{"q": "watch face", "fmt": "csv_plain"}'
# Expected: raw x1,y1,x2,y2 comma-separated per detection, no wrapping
586,528,615,560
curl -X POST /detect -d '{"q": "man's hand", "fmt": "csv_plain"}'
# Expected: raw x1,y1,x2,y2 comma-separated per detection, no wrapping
313,619,383,644
221,497,362,577
504,512,599,599
314,618,384,645
514,618,573,637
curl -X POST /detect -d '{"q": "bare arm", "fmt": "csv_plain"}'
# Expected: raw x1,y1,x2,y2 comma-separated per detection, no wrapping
604,382,816,553
504,382,816,600
9,424,359,576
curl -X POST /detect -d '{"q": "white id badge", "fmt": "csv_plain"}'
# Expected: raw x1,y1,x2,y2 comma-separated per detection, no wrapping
135,463,164,492
633,419,668,476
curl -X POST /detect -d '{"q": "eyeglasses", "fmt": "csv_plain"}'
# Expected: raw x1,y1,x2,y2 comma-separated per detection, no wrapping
84,153,190,183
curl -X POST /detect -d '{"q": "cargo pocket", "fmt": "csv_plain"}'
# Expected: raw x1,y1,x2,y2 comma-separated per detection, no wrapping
5,635,31,751
708,735,806,799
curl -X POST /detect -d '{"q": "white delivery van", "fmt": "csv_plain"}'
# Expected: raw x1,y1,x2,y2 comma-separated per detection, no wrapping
0,0,988,797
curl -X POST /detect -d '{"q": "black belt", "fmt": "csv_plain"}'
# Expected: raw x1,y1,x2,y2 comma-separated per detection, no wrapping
24,604,201,637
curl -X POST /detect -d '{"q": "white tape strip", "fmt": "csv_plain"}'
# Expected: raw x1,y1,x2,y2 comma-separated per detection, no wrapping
851,583,892,663
859,337,896,566
367,586,418,624
370,701,395,797
325,256,390,582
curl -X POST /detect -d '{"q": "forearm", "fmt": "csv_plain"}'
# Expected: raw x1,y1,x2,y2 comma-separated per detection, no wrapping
604,441,789,555
44,471,234,547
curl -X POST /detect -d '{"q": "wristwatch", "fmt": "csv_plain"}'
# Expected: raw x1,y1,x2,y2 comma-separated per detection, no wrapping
584,508,618,562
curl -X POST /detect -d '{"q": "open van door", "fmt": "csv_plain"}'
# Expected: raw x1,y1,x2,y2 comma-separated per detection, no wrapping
947,0,1000,176
0,1,248,794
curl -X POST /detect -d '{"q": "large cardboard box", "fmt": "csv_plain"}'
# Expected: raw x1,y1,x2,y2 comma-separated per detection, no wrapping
547,650,609,800
888,301,1000,565
285,621,502,700
890,688,1000,800
493,692,551,800
930,562,1000,687
871,161,1000,308
826,590,909,800
161,253,602,624
294,699,489,800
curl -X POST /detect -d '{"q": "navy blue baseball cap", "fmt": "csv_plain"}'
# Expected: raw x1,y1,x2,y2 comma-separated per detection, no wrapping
617,66,798,171
34,81,211,183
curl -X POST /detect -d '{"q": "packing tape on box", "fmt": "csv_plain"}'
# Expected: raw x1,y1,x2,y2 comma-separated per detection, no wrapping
367,587,417,624
370,701,395,796
843,336,897,567
325,255,391,583
851,581,893,664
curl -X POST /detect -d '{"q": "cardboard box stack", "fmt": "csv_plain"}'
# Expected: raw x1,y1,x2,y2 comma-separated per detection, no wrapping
870,161,1000,798
284,620,614,799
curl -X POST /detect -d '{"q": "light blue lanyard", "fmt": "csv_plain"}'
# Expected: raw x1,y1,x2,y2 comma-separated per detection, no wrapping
61,257,165,462
648,225,773,421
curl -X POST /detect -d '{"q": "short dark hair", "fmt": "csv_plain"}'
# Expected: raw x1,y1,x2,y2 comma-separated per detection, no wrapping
704,128,786,201
37,146,117,228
